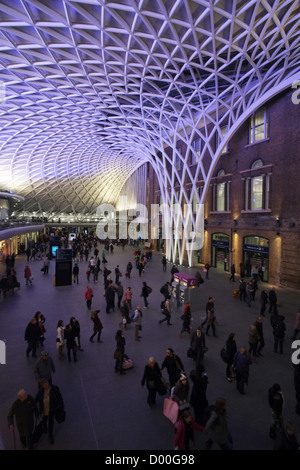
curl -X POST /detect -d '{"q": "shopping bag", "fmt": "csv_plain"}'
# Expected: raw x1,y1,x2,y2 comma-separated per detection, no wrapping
163,398,179,424
33,420,45,443
55,406,66,423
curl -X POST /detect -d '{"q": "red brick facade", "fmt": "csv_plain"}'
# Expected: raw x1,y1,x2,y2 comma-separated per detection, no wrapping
147,88,300,289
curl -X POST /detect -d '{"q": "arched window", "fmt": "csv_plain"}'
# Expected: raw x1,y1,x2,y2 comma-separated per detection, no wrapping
212,169,230,212
249,108,268,143
244,159,270,211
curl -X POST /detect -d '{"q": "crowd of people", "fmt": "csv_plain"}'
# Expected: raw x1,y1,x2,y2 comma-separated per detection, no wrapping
2,234,300,451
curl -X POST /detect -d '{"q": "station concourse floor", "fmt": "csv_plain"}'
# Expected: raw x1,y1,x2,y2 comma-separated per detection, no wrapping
0,243,300,452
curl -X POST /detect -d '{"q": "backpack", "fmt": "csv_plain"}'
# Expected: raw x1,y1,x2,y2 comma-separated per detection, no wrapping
147,286,152,294
130,312,136,323
202,405,218,427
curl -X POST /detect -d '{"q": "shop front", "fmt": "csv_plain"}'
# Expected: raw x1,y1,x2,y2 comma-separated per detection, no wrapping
243,236,269,282
211,233,230,271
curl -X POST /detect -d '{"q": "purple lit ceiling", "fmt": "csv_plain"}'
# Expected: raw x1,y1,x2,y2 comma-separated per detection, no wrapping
0,0,299,215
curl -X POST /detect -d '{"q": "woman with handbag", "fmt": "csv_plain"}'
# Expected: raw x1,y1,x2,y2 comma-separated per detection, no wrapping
114,330,126,375
141,357,162,407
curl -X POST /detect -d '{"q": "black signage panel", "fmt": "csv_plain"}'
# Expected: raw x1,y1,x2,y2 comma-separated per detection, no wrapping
56,249,72,262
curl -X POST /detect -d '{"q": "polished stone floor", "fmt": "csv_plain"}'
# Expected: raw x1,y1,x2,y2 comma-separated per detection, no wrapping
0,242,300,451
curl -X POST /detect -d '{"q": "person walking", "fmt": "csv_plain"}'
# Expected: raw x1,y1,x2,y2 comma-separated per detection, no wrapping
7,389,38,450
204,297,217,337
203,397,233,450
189,366,209,425
160,282,170,300
248,324,259,361
161,348,184,389
72,262,79,284
114,329,126,375
56,320,65,360
24,265,32,285
35,378,64,445
204,262,210,280
115,281,124,309
105,282,116,313
272,314,286,354
89,309,103,343
268,383,284,439
124,286,133,310
233,346,252,395
43,257,50,275
34,351,56,388
114,265,121,284
126,261,133,278
25,318,41,358
84,285,94,309
174,410,204,450
260,289,268,316
133,305,143,341
159,295,172,326
70,317,83,351
190,326,207,369
179,302,192,338
162,255,167,272
195,271,204,286
239,279,247,302
269,287,278,314
246,281,254,308
64,323,78,363
255,316,265,356
34,311,46,348
225,333,237,382
229,264,235,282
141,357,163,407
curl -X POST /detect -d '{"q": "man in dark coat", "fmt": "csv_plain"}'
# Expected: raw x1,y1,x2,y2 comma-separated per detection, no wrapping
269,287,278,314
25,318,41,358
233,346,252,395
7,389,38,450
35,378,64,444
190,326,206,369
161,348,184,388
260,289,268,316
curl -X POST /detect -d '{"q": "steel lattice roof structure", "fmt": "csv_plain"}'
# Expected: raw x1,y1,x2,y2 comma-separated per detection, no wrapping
0,0,300,259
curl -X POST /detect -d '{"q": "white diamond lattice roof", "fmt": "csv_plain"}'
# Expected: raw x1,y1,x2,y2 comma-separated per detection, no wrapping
0,0,299,214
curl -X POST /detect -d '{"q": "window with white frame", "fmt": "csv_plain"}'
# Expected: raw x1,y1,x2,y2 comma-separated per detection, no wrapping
212,169,229,212
249,107,268,143
191,138,201,165
175,148,182,170
244,159,270,210
216,126,228,154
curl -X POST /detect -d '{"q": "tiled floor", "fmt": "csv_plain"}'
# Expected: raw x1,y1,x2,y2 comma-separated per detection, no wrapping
0,243,300,451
